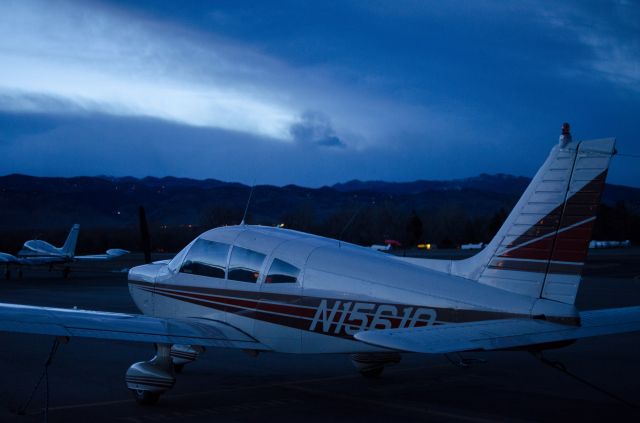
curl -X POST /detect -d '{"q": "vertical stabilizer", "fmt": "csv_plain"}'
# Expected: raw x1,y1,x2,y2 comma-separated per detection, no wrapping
60,224,80,257
450,130,615,304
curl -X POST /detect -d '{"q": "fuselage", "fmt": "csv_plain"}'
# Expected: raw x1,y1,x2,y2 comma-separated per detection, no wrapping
16,240,71,264
128,225,578,354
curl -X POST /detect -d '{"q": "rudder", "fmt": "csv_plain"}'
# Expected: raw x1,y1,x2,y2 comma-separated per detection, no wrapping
452,131,616,305
60,224,80,257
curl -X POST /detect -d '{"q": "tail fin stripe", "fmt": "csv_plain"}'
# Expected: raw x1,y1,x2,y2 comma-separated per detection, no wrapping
488,258,583,275
500,169,606,253
499,216,595,261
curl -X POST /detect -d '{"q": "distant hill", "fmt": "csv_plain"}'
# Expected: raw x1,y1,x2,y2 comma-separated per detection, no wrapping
1,173,639,252
332,174,531,195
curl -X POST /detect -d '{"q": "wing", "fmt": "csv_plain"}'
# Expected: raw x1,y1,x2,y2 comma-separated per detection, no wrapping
74,249,130,261
354,306,640,354
0,302,269,350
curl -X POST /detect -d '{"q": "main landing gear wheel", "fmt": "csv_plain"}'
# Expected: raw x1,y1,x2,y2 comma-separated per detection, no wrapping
350,352,401,379
130,388,161,405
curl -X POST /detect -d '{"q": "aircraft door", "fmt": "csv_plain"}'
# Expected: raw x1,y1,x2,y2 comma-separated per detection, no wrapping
224,245,267,338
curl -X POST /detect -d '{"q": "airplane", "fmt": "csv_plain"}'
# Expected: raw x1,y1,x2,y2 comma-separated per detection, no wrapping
0,224,129,279
460,242,484,250
370,239,402,251
589,239,631,249
1,126,639,406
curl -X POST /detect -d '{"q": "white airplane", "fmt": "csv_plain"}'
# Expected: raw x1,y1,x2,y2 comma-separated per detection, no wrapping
0,224,128,278
1,128,639,406
589,240,631,249
460,242,484,250
370,243,392,252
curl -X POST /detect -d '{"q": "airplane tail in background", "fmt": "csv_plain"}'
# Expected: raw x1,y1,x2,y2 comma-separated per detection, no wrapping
60,224,80,257
452,131,616,305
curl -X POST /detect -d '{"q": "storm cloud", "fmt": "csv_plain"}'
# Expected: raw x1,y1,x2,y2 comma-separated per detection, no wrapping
290,111,346,149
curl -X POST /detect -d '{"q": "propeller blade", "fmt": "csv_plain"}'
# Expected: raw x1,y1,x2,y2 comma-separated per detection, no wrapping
138,206,151,264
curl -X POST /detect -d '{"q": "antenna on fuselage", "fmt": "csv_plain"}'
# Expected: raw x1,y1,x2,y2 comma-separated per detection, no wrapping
338,199,374,243
240,184,255,226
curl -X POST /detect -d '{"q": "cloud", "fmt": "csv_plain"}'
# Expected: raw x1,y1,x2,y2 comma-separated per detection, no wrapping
289,111,346,148
0,0,300,140
537,3,640,93
0,0,443,148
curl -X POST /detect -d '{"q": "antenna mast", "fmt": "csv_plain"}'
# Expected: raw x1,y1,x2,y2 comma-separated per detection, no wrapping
241,185,255,225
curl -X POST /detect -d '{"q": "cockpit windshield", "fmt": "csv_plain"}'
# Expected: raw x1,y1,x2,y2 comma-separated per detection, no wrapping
179,239,230,279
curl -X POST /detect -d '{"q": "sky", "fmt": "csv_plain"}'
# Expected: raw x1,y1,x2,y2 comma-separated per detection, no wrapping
0,0,639,187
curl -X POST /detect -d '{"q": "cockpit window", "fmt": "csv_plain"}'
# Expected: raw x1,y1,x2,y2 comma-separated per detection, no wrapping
228,246,266,283
265,259,300,284
179,239,230,279
167,240,194,273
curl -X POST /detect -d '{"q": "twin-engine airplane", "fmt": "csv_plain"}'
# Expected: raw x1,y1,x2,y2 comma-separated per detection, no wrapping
1,126,639,405
0,224,128,278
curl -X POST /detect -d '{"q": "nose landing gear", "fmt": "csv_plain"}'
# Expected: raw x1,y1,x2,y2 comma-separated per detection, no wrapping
125,343,205,404
125,344,175,405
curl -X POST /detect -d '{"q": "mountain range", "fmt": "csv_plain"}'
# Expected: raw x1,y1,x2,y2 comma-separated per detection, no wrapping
1,173,639,253
1,173,639,231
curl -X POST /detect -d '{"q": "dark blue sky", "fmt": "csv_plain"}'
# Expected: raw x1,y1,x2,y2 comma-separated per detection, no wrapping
1,0,639,186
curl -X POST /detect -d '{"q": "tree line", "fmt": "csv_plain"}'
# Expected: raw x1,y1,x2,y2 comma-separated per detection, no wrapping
0,201,637,255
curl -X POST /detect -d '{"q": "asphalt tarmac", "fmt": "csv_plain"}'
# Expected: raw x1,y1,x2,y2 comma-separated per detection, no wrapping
1,250,639,422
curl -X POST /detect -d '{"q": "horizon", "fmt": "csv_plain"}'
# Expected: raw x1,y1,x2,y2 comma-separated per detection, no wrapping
3,170,639,191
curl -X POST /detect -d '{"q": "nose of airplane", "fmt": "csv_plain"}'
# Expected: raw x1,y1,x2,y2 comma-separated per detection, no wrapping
128,263,165,283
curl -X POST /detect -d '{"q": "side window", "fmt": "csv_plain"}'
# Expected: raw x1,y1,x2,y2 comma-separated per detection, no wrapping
228,246,266,283
180,239,230,279
265,259,300,284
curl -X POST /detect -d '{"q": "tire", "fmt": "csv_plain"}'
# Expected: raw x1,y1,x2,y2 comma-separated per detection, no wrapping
173,363,185,374
131,389,161,405
360,367,384,378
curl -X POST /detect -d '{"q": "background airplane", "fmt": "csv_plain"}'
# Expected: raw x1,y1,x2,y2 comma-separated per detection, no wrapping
0,127,639,406
589,240,631,249
0,224,128,279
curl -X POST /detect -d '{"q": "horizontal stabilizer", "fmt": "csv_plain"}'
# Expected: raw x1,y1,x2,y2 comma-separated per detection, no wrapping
354,306,640,354
74,249,130,261
0,302,269,350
